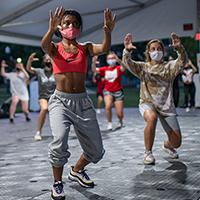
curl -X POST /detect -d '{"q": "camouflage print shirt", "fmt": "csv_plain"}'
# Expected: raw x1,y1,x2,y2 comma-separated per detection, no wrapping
122,45,187,116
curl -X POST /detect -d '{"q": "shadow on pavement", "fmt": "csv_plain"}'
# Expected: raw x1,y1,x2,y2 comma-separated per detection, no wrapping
70,185,115,200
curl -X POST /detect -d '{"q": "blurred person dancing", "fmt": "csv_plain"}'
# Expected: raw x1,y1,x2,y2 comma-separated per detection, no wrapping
26,53,56,141
182,59,197,112
41,6,115,200
92,52,125,130
92,56,105,114
169,56,181,107
1,59,30,123
122,33,187,165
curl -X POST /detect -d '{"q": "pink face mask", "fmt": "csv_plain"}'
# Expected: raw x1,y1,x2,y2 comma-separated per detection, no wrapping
60,27,80,40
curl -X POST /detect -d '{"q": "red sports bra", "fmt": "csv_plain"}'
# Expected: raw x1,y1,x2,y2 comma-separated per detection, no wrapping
52,42,88,74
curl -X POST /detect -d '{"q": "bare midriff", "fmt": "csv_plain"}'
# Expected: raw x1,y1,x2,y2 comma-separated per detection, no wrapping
55,72,86,93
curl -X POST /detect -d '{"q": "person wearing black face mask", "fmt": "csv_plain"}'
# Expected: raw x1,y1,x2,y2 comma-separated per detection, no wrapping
1,59,30,123
44,61,52,71
26,53,56,141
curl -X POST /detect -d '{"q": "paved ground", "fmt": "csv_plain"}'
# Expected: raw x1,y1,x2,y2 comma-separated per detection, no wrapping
0,108,200,200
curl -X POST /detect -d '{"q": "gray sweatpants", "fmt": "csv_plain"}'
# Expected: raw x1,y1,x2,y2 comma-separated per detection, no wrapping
48,90,105,167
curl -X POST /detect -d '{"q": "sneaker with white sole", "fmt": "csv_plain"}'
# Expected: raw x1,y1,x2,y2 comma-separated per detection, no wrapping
162,145,179,159
96,109,101,114
107,122,113,130
68,166,94,188
143,151,155,165
185,107,190,112
34,131,42,141
51,181,65,200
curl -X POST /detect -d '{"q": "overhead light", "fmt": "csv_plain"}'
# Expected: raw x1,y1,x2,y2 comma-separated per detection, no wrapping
17,58,22,63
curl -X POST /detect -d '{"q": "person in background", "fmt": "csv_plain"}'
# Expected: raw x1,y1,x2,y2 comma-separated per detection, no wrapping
169,56,180,107
26,53,56,141
41,6,115,200
122,33,187,165
92,52,125,130
92,56,105,114
1,59,30,123
182,59,197,112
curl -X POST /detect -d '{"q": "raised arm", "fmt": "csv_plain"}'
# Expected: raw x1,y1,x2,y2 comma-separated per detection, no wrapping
41,6,64,57
17,63,30,81
87,9,116,56
113,53,126,72
1,60,9,77
188,59,197,73
122,33,145,79
26,53,39,74
91,56,100,73
169,33,188,77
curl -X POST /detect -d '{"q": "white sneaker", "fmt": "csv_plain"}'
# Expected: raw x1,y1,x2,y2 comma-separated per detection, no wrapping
143,151,155,165
162,145,178,159
185,107,190,112
96,109,101,114
34,132,42,141
107,122,113,130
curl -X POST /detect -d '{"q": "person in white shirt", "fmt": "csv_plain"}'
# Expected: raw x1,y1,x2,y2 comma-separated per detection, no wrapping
182,59,197,112
1,59,30,123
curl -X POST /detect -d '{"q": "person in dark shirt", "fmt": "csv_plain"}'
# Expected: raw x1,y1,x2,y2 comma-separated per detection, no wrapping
26,53,56,140
182,59,197,112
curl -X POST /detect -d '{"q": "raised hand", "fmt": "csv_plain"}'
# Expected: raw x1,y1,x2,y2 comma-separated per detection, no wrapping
28,53,39,62
103,8,116,33
49,6,65,32
171,32,181,49
92,56,98,63
124,33,136,51
1,60,8,68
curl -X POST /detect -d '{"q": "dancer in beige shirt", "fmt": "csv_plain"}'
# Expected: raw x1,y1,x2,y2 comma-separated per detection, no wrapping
122,33,187,165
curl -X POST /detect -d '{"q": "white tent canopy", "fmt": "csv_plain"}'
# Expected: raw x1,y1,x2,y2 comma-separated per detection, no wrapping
0,0,198,47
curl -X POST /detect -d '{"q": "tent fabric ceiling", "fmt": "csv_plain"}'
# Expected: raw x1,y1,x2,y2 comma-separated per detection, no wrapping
0,0,197,47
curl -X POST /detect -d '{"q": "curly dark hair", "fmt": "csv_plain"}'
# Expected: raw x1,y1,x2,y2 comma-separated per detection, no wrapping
55,9,83,38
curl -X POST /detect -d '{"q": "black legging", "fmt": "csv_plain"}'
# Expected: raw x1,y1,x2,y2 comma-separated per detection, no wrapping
173,76,180,107
184,82,196,107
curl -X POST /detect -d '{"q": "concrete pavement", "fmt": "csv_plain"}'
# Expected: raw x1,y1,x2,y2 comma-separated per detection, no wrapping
0,108,200,200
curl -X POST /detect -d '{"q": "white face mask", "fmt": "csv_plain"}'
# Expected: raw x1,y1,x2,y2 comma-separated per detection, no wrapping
149,50,163,61
107,59,117,66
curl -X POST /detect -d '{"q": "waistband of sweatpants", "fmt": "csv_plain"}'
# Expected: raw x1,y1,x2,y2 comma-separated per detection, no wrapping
54,89,88,99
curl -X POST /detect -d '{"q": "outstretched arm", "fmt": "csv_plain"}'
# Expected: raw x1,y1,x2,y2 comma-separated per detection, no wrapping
87,9,116,56
41,6,64,57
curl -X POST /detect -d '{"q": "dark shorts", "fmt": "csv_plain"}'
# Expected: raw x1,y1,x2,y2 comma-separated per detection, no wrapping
39,94,53,101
